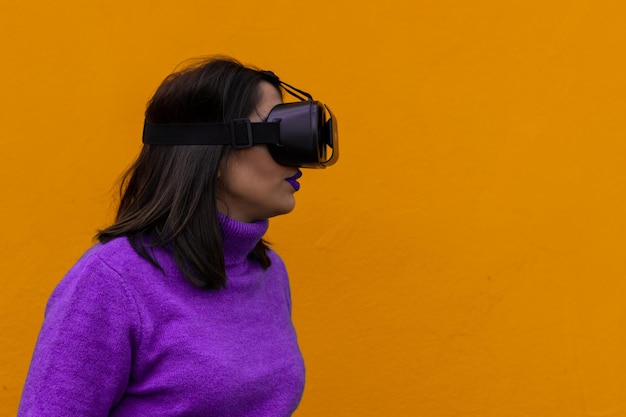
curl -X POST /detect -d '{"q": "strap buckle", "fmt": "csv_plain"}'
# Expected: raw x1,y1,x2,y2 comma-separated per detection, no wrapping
230,119,254,148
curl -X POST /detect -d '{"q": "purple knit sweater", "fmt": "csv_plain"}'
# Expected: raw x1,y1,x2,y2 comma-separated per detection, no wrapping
18,215,305,416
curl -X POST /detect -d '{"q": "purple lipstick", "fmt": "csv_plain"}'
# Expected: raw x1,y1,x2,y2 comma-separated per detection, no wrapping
285,170,302,191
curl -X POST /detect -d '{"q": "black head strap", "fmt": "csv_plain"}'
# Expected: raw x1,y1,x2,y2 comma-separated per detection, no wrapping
259,70,313,102
143,119,281,148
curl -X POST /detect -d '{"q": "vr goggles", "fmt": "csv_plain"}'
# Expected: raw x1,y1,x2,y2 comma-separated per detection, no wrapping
142,71,338,168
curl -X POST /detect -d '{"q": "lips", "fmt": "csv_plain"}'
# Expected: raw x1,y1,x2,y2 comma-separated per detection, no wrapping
285,170,302,191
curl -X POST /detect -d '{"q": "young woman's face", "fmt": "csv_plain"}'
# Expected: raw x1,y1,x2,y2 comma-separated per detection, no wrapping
217,81,302,222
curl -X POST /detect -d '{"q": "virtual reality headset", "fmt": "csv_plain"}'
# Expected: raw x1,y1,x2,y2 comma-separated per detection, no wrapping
142,71,338,168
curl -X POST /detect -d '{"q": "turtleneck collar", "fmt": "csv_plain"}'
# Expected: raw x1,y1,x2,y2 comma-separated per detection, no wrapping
218,213,269,267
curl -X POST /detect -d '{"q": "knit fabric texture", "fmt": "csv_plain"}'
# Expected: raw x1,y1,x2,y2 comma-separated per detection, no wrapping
18,214,305,416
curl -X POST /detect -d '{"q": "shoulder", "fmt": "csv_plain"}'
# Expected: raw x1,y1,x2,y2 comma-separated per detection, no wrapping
79,237,140,270
43,238,146,342
263,248,295,312
266,247,286,266
49,238,156,311
263,248,291,290
70,237,164,281
265,248,288,275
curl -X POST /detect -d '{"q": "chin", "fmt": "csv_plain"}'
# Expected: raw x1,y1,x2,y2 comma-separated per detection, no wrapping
269,202,296,219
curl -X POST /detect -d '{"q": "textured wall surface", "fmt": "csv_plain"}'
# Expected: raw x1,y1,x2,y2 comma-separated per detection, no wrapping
3,0,626,416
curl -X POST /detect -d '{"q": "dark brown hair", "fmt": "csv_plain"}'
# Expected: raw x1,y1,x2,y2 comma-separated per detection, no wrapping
97,56,281,289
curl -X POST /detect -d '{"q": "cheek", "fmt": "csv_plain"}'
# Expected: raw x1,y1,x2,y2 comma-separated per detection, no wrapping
221,148,286,195
221,164,269,198
240,159,283,187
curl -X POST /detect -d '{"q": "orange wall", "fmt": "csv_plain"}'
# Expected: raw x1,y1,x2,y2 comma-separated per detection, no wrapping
3,0,626,415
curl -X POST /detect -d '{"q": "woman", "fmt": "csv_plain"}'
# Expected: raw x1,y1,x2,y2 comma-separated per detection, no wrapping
18,56,338,417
